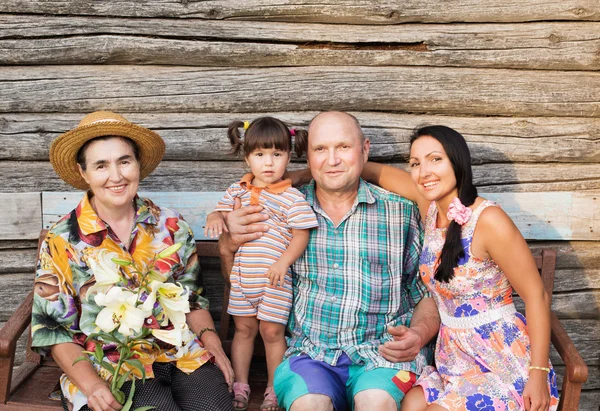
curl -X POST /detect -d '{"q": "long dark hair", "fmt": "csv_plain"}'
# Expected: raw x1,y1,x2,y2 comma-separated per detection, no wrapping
227,117,307,157
411,125,478,283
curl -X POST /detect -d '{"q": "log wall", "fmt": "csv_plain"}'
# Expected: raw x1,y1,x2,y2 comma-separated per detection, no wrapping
0,2,598,408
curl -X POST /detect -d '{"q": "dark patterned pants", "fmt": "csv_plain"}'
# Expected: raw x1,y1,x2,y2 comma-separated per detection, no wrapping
62,361,233,411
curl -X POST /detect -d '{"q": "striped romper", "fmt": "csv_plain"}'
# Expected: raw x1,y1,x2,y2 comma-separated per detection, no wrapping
215,173,318,324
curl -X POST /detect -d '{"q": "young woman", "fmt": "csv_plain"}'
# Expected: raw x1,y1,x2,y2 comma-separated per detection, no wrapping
363,125,558,410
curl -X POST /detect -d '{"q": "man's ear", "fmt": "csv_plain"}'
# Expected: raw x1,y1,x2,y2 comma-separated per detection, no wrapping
362,138,371,162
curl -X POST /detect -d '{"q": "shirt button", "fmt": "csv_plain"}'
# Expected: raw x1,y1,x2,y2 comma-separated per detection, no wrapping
333,263,339,269
330,296,337,302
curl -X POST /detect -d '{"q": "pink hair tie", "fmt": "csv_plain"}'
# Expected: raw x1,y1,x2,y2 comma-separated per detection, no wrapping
290,128,296,137
447,197,472,226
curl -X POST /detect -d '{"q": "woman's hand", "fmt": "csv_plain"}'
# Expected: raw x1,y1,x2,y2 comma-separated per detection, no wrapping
202,331,235,391
85,380,123,411
523,371,550,411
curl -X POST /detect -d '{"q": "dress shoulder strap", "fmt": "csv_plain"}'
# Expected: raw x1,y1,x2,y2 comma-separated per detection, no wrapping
462,200,499,236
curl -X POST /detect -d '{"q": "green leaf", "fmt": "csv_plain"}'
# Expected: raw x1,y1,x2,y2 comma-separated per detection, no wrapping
116,369,134,390
72,356,91,366
112,257,132,266
157,243,182,259
124,359,146,381
133,407,156,411
112,388,126,405
94,342,104,362
100,360,116,375
122,378,136,411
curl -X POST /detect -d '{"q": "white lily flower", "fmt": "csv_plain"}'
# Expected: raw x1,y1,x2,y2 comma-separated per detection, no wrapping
142,281,190,329
152,324,196,356
86,250,122,298
94,287,150,337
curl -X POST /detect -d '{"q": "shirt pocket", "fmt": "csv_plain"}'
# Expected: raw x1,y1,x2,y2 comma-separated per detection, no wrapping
358,258,402,315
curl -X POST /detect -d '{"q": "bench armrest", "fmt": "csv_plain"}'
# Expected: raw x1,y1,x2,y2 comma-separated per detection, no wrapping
550,311,588,411
0,291,35,403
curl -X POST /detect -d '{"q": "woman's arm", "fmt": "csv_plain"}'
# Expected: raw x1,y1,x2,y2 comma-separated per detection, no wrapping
362,162,430,220
186,309,234,390
477,207,551,410
51,343,122,411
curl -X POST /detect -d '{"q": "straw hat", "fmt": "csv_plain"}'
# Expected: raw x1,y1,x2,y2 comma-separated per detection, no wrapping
50,111,165,190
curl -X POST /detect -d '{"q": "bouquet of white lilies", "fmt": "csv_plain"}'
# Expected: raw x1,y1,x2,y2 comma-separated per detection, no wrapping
75,243,194,411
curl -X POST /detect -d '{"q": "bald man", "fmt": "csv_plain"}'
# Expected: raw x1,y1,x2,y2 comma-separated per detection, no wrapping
220,112,439,411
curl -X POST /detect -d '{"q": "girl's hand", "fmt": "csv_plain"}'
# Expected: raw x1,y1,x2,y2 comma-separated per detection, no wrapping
204,212,228,238
523,370,550,411
267,260,288,287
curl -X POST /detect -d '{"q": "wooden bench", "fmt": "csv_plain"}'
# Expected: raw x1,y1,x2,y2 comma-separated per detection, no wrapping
0,232,589,410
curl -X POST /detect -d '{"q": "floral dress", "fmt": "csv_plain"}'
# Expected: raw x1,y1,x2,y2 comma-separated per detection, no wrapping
415,201,559,410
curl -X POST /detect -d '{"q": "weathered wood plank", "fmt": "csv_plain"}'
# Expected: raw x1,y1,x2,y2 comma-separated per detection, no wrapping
0,1,598,23
0,248,37,274
2,113,599,163
0,274,33,323
0,193,41,240
43,191,223,241
1,161,598,193
1,18,599,71
577,391,600,411
1,66,599,117
515,291,600,319
531,241,600,270
555,366,600,390
40,191,600,241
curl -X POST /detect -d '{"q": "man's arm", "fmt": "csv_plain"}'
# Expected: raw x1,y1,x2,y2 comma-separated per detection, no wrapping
378,297,439,363
218,198,271,279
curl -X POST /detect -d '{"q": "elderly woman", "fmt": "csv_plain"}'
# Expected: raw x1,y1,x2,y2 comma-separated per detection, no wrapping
31,111,234,411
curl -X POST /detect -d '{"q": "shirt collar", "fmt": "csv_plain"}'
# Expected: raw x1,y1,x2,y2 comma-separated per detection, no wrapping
75,192,155,235
304,178,376,208
239,173,291,194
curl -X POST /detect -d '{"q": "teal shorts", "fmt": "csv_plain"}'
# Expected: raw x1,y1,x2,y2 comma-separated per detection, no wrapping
274,353,412,410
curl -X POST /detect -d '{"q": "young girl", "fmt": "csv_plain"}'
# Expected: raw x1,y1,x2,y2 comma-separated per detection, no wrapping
363,125,559,410
205,117,318,411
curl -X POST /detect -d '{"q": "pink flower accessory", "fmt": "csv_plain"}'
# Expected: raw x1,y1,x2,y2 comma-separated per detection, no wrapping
446,197,472,225
289,128,296,137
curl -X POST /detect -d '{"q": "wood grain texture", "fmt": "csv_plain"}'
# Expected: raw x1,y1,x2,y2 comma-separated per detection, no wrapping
1,161,598,193
0,1,598,23
40,191,600,241
1,17,599,70
1,66,599,117
0,194,41,240
2,112,599,163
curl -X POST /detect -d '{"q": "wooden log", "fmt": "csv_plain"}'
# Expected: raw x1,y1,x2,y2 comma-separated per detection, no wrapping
0,194,41,240
1,17,599,70
0,249,37,274
0,1,598,23
0,66,599,117
577,391,600,411
515,291,600,319
40,190,600,241
1,160,598,193
2,112,599,164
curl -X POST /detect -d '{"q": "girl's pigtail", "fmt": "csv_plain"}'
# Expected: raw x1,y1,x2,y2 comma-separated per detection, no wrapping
294,128,309,158
227,120,245,156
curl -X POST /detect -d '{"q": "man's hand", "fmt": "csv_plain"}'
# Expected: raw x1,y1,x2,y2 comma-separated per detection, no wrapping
85,381,122,411
379,325,423,363
222,198,270,252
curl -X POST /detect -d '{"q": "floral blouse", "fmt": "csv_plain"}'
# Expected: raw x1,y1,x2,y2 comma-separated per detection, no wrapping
31,192,213,408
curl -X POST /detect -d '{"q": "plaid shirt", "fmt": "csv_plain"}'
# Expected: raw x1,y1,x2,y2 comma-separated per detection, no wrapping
286,179,433,373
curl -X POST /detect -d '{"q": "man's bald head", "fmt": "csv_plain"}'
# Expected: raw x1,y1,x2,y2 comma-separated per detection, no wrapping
308,111,365,144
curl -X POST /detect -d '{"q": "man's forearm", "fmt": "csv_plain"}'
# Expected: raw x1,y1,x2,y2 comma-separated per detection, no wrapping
409,297,440,347
218,234,235,281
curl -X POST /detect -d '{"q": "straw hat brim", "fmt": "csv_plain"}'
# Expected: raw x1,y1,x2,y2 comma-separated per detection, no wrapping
50,121,165,190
